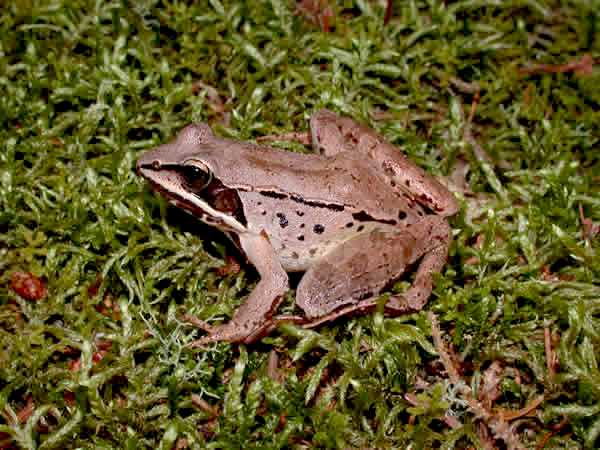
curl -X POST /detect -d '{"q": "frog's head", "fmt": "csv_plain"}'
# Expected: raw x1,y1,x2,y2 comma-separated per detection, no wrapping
136,124,247,232
137,123,216,172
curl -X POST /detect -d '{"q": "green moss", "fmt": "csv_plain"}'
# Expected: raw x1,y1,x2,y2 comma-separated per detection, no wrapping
1,0,598,448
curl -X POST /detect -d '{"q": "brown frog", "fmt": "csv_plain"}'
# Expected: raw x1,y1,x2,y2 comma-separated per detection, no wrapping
136,110,458,344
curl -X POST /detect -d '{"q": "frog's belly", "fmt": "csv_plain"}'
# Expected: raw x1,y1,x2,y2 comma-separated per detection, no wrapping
241,192,412,271
276,221,402,271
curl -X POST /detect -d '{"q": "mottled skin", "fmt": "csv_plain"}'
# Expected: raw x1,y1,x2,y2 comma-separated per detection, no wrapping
137,110,458,344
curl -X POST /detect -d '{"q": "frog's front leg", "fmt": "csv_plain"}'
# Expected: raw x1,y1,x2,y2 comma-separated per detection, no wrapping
309,109,458,216
295,216,451,325
189,232,288,346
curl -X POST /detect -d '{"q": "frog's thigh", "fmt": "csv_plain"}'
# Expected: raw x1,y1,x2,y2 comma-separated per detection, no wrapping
310,109,457,216
296,217,450,319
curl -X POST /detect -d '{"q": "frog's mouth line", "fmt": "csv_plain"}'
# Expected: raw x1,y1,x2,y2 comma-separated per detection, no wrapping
137,164,248,233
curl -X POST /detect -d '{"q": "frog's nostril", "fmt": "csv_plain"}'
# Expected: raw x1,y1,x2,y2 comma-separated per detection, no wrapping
152,160,161,170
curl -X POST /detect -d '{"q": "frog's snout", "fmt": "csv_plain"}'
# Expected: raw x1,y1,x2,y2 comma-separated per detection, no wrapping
136,147,163,176
137,158,159,172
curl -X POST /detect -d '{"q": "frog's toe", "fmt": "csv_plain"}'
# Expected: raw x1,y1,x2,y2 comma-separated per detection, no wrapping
188,320,274,346
186,322,244,346
188,336,215,348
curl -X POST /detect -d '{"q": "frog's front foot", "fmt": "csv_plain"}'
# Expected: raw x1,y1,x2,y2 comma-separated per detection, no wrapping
189,233,289,346
190,314,309,346
188,319,272,346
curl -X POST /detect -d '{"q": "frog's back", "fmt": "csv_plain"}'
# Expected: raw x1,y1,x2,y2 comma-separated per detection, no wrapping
218,142,409,212
220,143,423,225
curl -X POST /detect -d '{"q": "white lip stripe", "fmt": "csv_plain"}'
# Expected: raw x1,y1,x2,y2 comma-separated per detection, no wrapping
140,167,248,234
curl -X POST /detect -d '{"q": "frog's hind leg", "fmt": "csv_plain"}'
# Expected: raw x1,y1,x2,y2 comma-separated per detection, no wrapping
308,109,458,216
295,216,451,327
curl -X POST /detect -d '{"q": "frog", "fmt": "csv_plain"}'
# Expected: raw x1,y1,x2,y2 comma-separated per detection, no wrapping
136,109,458,345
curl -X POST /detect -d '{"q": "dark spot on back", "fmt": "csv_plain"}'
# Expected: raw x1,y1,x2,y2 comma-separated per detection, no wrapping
298,235,305,241
296,210,304,216
289,194,345,212
346,222,354,228
260,190,287,200
309,248,317,256
291,252,299,259
381,162,395,176
352,211,396,225
398,210,407,220
419,193,432,203
357,225,364,232
300,223,305,228
276,213,288,228
313,224,325,234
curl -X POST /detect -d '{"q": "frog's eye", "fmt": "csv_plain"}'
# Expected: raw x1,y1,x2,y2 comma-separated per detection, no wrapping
180,160,212,192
